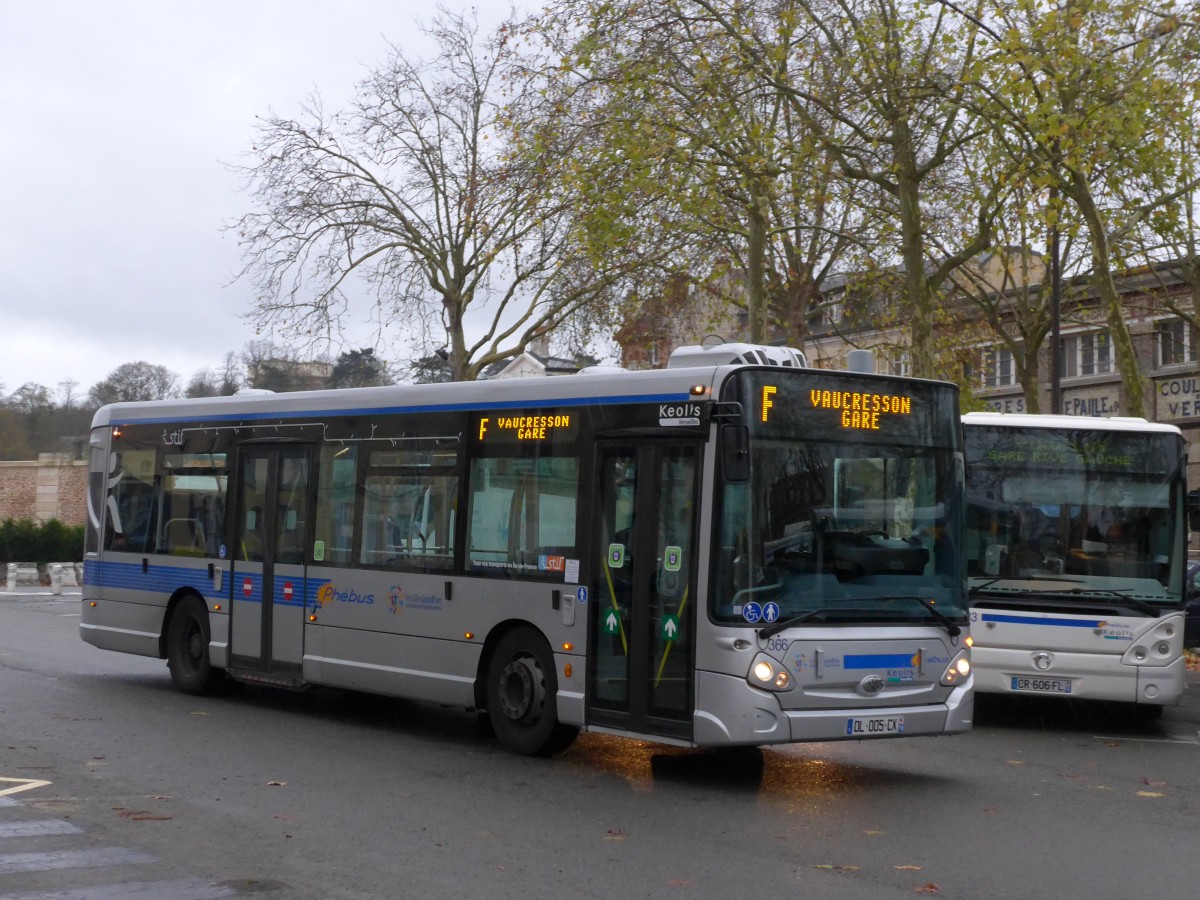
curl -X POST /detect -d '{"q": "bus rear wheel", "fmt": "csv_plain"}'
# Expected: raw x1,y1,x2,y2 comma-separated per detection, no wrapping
486,627,578,756
166,595,226,695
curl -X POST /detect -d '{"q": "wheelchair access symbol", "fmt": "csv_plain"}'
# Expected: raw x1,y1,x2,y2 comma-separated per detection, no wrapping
742,601,780,624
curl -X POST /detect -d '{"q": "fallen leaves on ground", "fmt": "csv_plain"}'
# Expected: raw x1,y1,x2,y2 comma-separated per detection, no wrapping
811,864,860,872
914,883,941,894
115,808,172,821
895,865,923,871
604,828,627,841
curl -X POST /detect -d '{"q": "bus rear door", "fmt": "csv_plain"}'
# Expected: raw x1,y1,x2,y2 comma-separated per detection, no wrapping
229,445,312,686
589,442,699,743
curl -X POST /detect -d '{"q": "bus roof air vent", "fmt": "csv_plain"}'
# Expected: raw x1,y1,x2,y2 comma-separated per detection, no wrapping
666,342,808,369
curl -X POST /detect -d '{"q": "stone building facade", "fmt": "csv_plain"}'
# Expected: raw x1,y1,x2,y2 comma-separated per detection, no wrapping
0,454,88,526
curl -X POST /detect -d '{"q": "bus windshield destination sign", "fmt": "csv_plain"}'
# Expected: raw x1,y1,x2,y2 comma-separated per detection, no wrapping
967,427,1178,475
761,385,915,430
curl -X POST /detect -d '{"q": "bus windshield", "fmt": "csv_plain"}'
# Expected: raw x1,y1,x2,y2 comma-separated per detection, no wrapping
963,423,1186,606
711,371,966,626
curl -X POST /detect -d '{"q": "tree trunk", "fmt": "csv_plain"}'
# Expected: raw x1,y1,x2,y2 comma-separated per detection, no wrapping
1069,180,1147,417
446,298,471,382
895,122,933,379
747,197,769,343
1020,344,1042,414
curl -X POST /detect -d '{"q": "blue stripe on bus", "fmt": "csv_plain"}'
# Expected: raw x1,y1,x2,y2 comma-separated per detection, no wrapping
109,391,696,425
83,559,327,609
980,613,1104,628
845,653,918,669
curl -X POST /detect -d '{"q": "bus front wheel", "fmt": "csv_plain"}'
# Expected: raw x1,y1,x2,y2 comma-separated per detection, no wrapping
166,595,226,695
486,627,578,756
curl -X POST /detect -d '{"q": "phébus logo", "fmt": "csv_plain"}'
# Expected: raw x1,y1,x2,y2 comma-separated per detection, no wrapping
313,583,375,609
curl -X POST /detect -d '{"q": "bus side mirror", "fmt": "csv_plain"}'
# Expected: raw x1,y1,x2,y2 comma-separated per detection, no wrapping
721,425,749,483
1188,490,1200,532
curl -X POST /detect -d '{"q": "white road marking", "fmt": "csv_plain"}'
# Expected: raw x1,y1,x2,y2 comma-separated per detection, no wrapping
0,781,51,799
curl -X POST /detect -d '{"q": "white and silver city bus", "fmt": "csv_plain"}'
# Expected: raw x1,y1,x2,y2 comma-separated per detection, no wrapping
81,343,973,755
963,411,1188,714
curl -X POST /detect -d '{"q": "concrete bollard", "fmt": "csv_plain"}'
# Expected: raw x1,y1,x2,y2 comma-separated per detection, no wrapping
50,564,63,595
5,563,14,592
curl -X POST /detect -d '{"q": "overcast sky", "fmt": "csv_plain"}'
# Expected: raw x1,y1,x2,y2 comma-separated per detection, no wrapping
1,1,515,400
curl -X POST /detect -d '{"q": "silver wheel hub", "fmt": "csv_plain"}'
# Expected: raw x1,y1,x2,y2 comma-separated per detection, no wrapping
498,657,544,722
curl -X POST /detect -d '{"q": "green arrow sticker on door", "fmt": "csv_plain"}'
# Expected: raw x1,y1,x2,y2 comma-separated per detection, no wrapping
661,614,680,642
604,610,621,634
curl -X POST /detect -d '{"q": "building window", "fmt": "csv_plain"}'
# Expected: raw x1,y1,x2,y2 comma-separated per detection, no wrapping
981,346,1016,388
1080,330,1113,376
1060,330,1115,378
1157,319,1197,367
888,350,910,377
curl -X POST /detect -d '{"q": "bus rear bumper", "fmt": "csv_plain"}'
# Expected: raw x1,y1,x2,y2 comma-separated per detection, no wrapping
693,670,973,746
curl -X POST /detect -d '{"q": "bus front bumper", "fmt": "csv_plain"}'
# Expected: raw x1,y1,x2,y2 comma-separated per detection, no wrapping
693,670,974,747
971,646,1185,706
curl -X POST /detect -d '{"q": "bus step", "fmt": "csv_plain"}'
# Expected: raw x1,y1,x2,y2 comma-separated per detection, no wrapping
227,667,307,690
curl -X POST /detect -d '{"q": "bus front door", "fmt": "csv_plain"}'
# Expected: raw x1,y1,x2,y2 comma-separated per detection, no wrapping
589,442,699,743
229,446,312,685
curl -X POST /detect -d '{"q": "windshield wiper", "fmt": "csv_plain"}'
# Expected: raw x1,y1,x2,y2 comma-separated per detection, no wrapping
970,575,1085,592
758,608,838,639
884,595,961,638
970,581,1165,617
1054,588,1161,617
974,578,1089,600
758,597,962,640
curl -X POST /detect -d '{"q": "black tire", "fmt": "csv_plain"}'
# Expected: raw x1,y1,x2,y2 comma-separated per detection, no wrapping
486,627,579,756
166,595,226,695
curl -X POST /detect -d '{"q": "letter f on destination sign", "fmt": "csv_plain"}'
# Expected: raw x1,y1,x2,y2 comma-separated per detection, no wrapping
761,385,776,422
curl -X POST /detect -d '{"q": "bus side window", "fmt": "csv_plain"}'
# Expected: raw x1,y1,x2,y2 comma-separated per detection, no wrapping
359,446,456,571
314,445,357,567
467,455,579,576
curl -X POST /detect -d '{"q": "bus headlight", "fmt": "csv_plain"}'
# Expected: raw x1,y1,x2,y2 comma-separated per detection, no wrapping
940,650,971,686
747,654,794,691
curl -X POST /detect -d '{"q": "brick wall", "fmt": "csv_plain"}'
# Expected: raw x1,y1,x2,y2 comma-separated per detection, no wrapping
0,454,88,525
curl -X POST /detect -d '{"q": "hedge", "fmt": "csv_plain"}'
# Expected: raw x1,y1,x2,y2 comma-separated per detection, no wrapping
0,519,85,565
